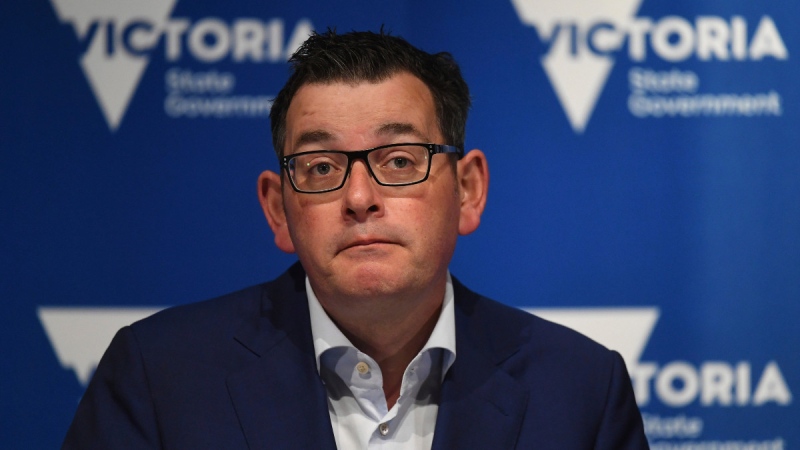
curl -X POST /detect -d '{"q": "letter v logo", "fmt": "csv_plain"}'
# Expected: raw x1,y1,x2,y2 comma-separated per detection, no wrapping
49,0,178,131
511,0,644,133
526,307,659,370
38,306,165,386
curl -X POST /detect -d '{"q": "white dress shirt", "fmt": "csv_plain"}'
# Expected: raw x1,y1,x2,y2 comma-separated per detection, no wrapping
307,275,457,450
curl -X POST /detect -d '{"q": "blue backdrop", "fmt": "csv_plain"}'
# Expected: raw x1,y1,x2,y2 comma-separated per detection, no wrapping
2,0,797,447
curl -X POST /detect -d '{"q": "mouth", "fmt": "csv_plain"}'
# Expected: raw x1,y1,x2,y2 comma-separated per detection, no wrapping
338,237,396,254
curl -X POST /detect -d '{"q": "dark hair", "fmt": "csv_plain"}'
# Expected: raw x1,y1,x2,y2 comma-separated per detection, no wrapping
269,29,471,156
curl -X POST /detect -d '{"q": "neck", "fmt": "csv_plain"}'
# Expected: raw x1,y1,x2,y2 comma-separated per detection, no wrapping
318,282,445,409
344,303,441,408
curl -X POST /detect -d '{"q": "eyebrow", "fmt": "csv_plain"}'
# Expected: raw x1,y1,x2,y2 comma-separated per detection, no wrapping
292,122,429,151
294,130,335,149
376,122,428,141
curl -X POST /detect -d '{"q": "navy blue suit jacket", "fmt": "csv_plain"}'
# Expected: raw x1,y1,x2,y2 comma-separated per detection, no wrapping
64,263,649,449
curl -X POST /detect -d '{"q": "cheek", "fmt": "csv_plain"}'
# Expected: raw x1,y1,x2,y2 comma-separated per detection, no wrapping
285,190,327,226
284,198,327,248
398,194,460,246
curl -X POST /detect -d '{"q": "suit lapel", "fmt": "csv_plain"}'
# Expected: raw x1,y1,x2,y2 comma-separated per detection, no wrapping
226,263,338,450
432,279,530,450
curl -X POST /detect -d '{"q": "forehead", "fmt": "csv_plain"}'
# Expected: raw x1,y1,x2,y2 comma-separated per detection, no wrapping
284,72,440,152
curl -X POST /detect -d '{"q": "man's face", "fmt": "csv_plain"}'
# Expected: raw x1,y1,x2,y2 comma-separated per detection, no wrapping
276,72,462,305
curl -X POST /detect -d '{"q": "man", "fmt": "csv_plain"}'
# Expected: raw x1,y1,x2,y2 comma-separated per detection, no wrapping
64,30,649,449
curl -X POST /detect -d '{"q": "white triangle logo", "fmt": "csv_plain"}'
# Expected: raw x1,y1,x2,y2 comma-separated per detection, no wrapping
525,307,659,368
510,0,644,133
50,0,179,131
38,306,164,385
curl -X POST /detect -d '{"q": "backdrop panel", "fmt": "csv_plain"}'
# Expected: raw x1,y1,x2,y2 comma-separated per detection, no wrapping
2,0,796,447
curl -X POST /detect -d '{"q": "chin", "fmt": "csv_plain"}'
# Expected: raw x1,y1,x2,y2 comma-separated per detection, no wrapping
339,266,418,299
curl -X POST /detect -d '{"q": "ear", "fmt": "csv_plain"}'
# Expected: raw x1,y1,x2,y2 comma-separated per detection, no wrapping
258,170,296,253
456,149,489,236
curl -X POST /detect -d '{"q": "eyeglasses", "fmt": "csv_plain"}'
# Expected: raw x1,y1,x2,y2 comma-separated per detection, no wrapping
281,143,463,194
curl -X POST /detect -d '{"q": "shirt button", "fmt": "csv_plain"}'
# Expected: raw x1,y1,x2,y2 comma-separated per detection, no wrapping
379,422,389,436
356,362,370,374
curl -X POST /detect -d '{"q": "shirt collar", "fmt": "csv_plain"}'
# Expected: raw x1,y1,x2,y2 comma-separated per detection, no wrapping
307,273,457,376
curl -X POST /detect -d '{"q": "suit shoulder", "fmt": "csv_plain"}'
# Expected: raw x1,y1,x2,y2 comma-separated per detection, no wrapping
453,278,613,364
121,283,276,365
125,263,306,355
131,283,266,336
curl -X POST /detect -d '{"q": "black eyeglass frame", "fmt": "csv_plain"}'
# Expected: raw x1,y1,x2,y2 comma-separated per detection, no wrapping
280,143,464,194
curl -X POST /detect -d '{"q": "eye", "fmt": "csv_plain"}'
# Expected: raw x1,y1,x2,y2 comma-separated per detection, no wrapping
377,148,420,170
303,157,339,177
312,162,332,175
390,157,410,169
291,153,343,179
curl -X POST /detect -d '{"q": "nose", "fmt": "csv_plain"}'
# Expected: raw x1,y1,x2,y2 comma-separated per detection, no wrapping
342,159,383,222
